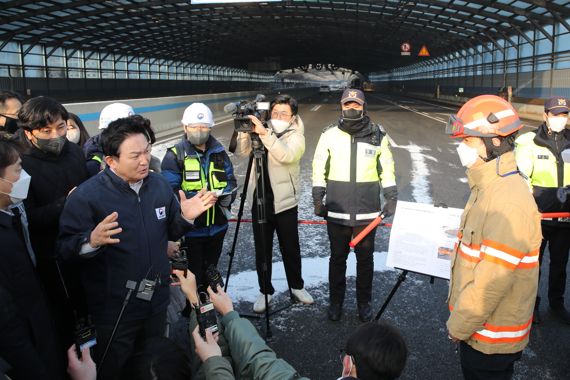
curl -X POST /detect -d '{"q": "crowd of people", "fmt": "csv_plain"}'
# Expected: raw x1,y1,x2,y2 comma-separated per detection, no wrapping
0,87,568,380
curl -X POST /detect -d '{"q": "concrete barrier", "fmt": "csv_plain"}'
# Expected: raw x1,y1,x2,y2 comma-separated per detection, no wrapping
64,88,318,139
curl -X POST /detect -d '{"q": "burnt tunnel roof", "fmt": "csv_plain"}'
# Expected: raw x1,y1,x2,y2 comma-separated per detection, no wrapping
1,0,569,73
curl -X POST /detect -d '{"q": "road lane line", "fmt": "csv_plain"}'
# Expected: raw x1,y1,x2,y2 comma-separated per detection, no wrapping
311,105,322,111
372,95,450,123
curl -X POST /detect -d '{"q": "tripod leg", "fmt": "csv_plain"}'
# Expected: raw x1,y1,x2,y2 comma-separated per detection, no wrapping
374,270,408,321
224,154,253,292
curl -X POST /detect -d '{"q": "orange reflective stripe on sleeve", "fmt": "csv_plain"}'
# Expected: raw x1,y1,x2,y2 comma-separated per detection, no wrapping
480,239,526,270
458,242,481,263
518,249,540,269
472,318,533,344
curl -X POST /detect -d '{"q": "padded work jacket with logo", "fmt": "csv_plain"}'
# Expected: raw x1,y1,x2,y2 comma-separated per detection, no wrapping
234,116,305,215
312,121,396,226
161,136,237,238
515,125,570,226
447,152,542,355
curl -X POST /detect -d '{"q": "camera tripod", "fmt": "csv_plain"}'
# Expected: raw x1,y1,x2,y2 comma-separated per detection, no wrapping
224,133,295,338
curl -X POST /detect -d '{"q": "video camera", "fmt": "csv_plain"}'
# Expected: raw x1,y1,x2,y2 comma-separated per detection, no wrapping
224,94,270,133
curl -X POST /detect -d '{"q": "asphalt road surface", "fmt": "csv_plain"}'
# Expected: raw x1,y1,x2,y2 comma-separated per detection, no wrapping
157,92,570,380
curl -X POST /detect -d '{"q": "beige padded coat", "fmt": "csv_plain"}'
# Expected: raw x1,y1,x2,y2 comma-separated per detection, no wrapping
234,115,305,214
447,151,542,355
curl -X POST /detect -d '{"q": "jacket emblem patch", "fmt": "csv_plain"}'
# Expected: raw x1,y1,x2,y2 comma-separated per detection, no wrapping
185,171,200,181
364,148,376,157
155,207,166,220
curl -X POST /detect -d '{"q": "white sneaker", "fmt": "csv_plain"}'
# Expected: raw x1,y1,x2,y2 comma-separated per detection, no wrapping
253,293,272,313
291,288,314,305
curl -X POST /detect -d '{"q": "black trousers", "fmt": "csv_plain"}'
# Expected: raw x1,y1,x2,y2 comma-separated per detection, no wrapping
183,229,227,291
327,222,376,305
539,224,570,306
460,342,522,380
93,311,166,380
252,206,304,295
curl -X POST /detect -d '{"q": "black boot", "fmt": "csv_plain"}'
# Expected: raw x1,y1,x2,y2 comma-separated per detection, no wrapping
328,303,342,321
358,303,373,322
550,303,570,324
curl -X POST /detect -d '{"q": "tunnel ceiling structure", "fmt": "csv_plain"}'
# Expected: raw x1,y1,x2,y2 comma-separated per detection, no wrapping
1,0,570,74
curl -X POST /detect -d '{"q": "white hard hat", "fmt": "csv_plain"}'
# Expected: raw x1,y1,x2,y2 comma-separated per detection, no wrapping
99,103,135,129
181,103,214,127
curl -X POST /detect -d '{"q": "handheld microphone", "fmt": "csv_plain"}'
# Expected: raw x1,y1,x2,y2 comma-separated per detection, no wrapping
224,102,238,114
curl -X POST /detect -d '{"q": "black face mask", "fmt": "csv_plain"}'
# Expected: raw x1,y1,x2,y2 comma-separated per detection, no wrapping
342,109,364,121
1,116,19,134
34,135,67,156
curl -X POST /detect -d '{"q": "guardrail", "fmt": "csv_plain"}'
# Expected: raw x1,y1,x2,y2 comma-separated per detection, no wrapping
63,88,318,139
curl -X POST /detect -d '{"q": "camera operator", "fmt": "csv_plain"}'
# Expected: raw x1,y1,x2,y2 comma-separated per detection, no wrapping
234,94,313,313
57,115,217,379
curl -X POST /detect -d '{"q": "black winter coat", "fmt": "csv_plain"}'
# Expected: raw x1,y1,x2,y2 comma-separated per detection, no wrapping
0,211,62,380
21,139,89,346
58,169,193,324
21,140,88,259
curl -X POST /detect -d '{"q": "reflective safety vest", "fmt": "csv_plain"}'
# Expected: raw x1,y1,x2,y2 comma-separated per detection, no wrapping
89,152,106,171
515,126,570,219
312,122,396,226
170,143,228,227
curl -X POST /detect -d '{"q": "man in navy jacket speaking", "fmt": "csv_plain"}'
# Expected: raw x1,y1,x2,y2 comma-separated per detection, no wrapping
58,115,216,379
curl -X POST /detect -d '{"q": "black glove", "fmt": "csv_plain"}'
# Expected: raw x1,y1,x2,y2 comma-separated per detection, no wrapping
381,186,398,218
314,202,328,218
312,186,327,218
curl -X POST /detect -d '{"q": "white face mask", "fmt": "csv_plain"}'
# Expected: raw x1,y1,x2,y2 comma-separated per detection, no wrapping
270,119,291,134
456,142,480,168
547,116,568,133
0,169,31,204
66,129,81,144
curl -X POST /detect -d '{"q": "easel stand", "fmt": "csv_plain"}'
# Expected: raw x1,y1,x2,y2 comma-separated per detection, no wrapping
224,134,294,338
374,269,437,321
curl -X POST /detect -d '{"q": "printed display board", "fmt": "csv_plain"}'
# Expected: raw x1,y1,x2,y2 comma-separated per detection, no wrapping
386,201,463,280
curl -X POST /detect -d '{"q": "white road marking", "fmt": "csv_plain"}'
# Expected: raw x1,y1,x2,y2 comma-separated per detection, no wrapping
388,101,447,124
311,105,322,111
391,143,433,204
387,135,399,148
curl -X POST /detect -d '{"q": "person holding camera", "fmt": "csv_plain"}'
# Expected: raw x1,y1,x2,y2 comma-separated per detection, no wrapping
162,103,237,291
234,94,313,313
174,269,308,380
312,89,398,322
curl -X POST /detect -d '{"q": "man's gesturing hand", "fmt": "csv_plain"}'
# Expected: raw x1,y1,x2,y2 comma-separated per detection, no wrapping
89,211,122,248
179,189,216,221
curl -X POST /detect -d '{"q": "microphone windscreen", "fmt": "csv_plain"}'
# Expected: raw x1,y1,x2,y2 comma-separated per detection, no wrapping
224,102,238,114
